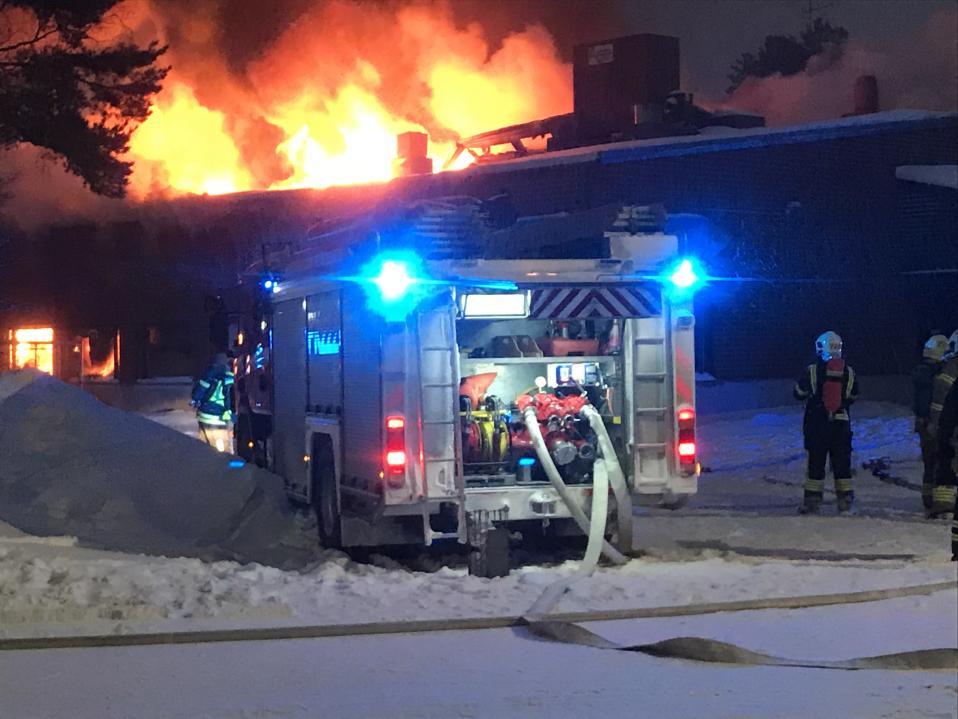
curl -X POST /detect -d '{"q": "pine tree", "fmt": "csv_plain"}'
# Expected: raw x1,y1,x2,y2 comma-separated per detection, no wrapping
0,1,168,197
726,17,848,94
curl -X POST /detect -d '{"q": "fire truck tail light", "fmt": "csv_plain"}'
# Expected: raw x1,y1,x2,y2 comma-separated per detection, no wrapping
677,408,695,422
678,442,697,459
385,416,407,482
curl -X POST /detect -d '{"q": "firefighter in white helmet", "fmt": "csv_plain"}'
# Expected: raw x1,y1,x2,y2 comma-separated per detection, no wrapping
927,330,958,521
794,331,860,514
913,334,950,509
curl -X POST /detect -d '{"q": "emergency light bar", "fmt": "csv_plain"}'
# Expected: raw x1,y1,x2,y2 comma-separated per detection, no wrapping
459,292,530,319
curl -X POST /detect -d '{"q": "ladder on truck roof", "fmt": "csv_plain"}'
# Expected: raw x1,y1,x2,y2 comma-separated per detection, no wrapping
416,305,466,545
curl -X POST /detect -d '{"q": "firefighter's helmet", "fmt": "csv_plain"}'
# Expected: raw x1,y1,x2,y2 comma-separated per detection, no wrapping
815,331,843,360
923,335,950,361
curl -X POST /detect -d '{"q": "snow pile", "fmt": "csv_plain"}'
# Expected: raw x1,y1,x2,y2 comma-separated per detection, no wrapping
895,164,958,190
1,529,954,638
0,371,317,568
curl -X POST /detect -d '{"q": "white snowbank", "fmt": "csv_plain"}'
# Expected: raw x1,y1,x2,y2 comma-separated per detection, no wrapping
1,527,954,639
0,367,40,403
0,372,316,568
896,164,958,190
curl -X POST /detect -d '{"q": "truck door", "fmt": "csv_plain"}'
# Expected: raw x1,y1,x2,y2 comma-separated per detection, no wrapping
271,297,308,497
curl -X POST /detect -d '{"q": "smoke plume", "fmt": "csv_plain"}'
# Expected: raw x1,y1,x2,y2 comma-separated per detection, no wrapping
722,7,958,125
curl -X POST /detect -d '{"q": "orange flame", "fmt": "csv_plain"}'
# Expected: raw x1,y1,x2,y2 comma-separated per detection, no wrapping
123,2,572,197
81,336,116,378
9,327,54,375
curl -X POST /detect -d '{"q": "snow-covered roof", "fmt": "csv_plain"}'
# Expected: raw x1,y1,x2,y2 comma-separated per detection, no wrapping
469,110,957,175
895,164,958,190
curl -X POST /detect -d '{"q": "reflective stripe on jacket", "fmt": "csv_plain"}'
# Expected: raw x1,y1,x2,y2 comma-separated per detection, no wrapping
794,359,859,426
192,364,234,423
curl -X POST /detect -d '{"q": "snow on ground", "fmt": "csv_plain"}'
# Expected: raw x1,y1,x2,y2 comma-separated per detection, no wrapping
139,407,200,437
2,595,956,719
0,371,316,568
0,398,954,641
2,522,954,639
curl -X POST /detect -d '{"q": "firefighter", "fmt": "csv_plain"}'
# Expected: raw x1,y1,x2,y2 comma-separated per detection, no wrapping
191,352,235,453
927,330,958,519
913,334,950,509
795,331,860,515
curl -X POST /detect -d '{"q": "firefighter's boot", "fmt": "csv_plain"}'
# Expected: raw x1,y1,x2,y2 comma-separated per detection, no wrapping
798,495,822,515
835,478,855,515
928,486,956,519
837,492,856,515
799,479,824,515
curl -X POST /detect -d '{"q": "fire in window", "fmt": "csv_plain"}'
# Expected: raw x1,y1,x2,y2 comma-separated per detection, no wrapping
8,327,55,375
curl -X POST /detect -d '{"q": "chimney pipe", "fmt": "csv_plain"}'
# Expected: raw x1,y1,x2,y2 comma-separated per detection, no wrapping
853,75,879,115
396,131,433,176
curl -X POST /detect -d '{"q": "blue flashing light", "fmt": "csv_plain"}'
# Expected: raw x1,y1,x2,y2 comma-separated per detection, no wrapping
262,277,281,294
373,260,413,301
229,460,245,469
517,457,537,467
670,259,699,289
664,257,706,298
356,251,428,322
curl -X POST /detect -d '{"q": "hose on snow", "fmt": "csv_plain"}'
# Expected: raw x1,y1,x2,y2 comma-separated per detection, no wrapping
522,407,627,620
522,408,627,567
580,404,632,553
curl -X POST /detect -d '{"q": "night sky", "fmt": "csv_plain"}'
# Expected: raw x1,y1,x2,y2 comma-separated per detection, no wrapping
161,0,957,99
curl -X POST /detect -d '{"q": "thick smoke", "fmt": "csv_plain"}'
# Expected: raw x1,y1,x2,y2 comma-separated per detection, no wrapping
2,0,956,231
722,7,958,125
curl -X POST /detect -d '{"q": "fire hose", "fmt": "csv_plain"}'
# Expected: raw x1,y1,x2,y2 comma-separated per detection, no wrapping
581,404,632,554
522,405,628,619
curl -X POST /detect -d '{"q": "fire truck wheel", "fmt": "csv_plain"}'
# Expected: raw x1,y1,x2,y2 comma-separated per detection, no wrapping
659,493,690,510
311,435,341,548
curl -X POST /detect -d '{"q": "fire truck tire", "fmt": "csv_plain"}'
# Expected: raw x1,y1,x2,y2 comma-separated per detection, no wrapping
659,493,691,510
311,434,341,548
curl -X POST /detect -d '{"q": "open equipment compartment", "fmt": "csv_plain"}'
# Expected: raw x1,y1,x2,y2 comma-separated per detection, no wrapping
455,307,628,490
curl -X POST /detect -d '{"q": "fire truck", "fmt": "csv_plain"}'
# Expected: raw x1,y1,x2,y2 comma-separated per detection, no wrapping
232,203,703,573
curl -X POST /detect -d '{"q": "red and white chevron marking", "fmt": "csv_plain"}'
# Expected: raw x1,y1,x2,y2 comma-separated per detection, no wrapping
529,286,660,319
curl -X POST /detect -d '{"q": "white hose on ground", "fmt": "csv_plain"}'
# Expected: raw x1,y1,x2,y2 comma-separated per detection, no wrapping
580,405,633,554
522,408,626,565
523,407,627,620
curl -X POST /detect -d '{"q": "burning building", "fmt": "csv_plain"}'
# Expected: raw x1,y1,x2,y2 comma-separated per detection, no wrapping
1,30,955,385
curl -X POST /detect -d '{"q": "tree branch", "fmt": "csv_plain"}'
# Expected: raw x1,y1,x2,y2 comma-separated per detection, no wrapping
0,21,56,54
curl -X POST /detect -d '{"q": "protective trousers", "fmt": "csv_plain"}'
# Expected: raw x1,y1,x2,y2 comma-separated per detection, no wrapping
199,423,232,453
916,419,937,509
803,420,853,507
931,432,957,514
952,494,958,560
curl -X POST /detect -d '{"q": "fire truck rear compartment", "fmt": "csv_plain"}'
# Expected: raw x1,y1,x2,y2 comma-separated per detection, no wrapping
455,316,627,489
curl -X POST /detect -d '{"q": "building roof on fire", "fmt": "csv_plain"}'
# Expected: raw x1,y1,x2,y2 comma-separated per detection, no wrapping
465,110,957,176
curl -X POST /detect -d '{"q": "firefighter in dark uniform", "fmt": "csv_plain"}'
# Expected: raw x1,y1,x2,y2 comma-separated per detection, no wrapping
191,352,235,453
927,330,958,522
795,331,860,515
912,334,949,509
